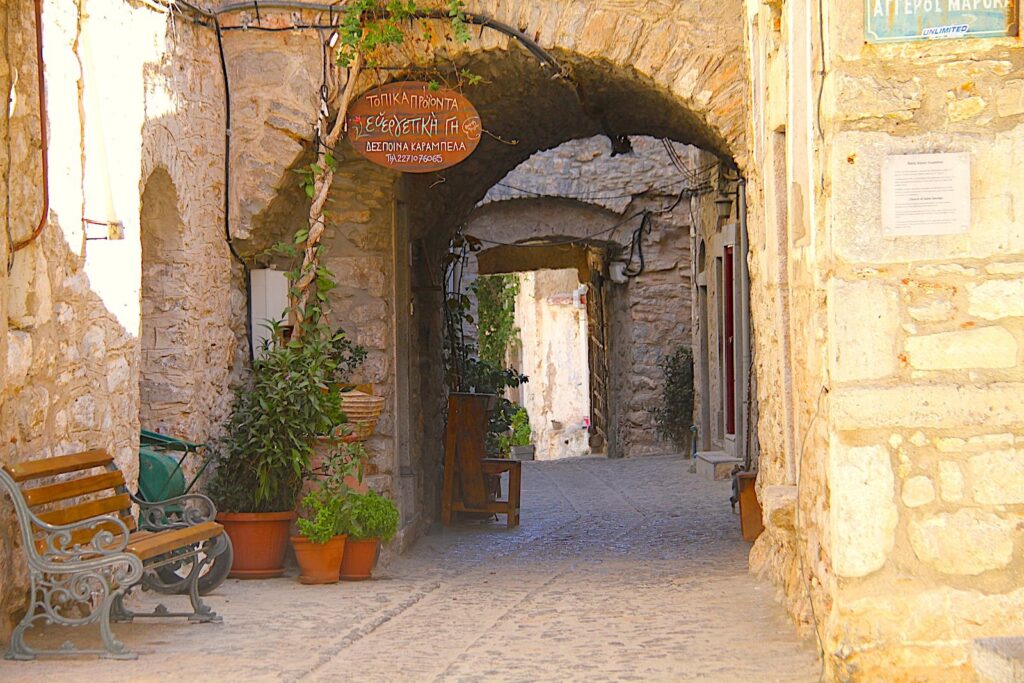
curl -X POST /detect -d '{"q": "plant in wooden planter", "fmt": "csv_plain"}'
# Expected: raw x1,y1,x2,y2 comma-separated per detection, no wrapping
338,490,399,581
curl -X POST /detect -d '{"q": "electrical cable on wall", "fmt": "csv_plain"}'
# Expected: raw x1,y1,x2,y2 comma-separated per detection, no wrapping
9,0,50,269
214,16,255,362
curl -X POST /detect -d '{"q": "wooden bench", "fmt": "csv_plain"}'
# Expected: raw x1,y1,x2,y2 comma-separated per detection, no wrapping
441,393,521,529
0,449,230,660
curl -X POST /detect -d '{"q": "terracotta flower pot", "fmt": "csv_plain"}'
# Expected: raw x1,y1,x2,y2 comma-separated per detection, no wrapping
339,537,380,581
291,534,347,584
216,511,296,579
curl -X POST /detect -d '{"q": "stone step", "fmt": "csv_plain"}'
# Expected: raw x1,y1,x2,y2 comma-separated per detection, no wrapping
695,451,743,481
974,637,1024,682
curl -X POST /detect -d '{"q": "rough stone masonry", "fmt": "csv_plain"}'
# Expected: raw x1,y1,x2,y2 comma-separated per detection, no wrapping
0,0,1022,679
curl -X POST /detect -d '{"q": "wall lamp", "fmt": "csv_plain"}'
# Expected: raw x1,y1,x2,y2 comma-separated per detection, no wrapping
714,195,735,220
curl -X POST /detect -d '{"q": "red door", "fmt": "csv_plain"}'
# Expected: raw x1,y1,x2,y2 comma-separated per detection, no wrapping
724,246,736,435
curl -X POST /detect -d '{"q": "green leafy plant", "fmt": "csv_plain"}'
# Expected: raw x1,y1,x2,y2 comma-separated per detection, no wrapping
497,405,531,455
207,322,350,513
295,440,368,542
344,490,400,542
654,345,695,450
441,235,528,456
296,489,350,544
327,329,368,386
472,274,520,367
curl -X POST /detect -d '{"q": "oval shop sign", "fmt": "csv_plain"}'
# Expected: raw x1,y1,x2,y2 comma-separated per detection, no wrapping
345,82,482,173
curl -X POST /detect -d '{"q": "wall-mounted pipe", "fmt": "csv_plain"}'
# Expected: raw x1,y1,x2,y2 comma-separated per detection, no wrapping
12,0,49,254
737,178,754,471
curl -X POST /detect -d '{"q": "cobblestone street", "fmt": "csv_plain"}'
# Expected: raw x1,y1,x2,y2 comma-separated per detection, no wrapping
0,455,820,682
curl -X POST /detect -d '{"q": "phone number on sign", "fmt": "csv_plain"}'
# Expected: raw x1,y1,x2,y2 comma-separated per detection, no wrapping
384,153,444,165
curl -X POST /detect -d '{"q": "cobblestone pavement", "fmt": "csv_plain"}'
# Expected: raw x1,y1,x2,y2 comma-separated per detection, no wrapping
0,455,821,682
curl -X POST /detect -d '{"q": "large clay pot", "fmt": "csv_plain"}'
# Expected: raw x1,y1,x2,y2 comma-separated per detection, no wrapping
339,537,380,581
291,535,347,584
216,511,296,579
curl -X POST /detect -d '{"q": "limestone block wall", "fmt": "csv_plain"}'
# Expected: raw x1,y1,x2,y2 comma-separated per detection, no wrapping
742,0,1024,677
820,18,1024,676
0,1,233,643
321,158,400,500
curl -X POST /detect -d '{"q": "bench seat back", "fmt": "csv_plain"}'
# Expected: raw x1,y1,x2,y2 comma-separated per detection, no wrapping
2,450,136,555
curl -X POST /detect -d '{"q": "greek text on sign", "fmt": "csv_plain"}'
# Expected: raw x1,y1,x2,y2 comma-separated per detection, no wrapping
346,82,482,173
881,152,970,237
865,0,1018,43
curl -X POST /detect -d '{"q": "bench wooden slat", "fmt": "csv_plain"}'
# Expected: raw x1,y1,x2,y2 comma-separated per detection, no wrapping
23,470,126,507
126,521,222,562
37,493,131,526
5,450,113,483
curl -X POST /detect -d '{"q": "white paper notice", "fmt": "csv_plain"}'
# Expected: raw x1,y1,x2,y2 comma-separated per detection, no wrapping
881,152,970,236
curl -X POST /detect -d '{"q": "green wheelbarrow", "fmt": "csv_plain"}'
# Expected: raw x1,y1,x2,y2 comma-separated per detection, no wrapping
138,430,232,595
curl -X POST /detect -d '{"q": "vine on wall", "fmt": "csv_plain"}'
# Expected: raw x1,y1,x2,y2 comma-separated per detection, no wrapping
290,0,471,337
472,274,520,367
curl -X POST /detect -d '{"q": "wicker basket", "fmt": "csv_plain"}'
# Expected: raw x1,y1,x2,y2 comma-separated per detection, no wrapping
340,390,385,441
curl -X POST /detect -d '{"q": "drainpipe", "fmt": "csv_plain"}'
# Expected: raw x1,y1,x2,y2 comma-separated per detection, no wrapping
11,0,49,256
737,179,752,470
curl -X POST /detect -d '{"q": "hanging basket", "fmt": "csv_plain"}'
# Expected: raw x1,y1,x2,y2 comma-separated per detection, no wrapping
340,390,385,441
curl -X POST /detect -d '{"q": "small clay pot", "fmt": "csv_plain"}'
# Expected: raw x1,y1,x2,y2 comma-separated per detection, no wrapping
291,534,347,584
217,511,296,579
339,537,380,581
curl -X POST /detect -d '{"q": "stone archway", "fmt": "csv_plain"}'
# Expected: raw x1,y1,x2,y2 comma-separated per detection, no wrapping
222,0,749,540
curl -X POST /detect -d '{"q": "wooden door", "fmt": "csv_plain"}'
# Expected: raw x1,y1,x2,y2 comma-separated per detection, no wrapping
586,249,610,454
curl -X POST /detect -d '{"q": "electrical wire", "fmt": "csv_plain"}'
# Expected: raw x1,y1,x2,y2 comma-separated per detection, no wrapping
11,0,50,261
214,17,255,362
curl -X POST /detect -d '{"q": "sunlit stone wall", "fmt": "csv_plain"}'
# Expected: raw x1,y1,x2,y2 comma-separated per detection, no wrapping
0,0,236,641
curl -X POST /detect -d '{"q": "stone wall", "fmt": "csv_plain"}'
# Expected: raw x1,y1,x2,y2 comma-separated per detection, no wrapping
464,137,697,459
212,0,747,529
743,0,1024,677
513,269,592,461
820,11,1024,677
0,0,235,644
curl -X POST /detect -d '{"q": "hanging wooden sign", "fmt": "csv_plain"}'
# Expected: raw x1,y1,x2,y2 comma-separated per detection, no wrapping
345,82,482,173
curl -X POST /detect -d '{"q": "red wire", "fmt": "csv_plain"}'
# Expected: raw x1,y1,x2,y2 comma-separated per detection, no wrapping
12,0,49,253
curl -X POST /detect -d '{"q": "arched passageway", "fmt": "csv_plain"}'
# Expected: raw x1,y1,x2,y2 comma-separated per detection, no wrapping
233,16,752,537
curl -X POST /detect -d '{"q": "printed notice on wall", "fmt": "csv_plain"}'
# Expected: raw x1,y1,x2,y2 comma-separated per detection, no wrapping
881,152,970,237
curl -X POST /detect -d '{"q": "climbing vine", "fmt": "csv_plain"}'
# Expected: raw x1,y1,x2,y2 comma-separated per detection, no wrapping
289,0,472,337
472,274,520,367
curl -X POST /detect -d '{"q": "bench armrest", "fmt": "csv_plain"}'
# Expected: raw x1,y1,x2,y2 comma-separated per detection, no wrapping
132,492,218,530
34,513,134,562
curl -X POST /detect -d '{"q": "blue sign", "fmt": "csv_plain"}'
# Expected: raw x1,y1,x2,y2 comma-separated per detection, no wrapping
865,0,1018,43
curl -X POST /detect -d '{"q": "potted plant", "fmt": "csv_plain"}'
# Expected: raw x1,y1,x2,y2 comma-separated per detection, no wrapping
208,321,348,579
339,490,399,581
292,489,349,584
501,406,534,461
291,444,364,584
